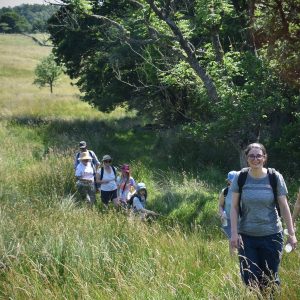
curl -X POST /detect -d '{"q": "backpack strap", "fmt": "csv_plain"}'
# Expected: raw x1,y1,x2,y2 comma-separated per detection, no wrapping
128,193,140,206
121,177,129,193
223,186,229,198
237,167,280,217
237,168,250,216
100,167,104,180
100,166,117,180
112,166,117,178
267,168,280,216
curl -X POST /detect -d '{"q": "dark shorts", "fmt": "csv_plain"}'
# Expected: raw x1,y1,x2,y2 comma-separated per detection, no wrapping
100,189,118,205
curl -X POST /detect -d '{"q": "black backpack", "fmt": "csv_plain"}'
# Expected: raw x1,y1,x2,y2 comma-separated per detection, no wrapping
99,166,117,180
237,167,280,216
128,191,148,207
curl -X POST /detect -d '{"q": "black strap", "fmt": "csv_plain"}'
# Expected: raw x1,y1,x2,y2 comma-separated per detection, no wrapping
223,187,229,198
267,168,280,216
237,167,279,216
121,177,129,193
100,166,116,180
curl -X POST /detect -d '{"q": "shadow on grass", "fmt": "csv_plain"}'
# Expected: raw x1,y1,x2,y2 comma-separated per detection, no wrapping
6,115,221,231
8,115,159,167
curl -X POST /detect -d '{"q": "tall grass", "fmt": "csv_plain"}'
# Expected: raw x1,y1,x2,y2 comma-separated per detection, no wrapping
0,34,299,299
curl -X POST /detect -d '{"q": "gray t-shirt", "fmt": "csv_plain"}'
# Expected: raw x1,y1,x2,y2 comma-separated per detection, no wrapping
231,169,288,236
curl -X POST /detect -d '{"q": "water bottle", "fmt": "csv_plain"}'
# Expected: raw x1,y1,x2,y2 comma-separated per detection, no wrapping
284,243,293,253
221,211,228,227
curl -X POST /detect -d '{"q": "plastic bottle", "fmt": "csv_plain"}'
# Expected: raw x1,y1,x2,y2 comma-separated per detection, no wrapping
284,243,292,253
221,211,228,227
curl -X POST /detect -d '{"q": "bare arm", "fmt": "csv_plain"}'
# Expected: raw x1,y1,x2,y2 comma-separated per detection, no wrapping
292,189,300,224
230,192,240,249
278,195,297,249
218,190,225,217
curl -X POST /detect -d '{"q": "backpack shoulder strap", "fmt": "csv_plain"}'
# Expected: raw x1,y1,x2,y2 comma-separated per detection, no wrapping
267,168,280,216
100,167,104,180
267,168,277,199
223,187,229,198
237,168,249,216
112,166,116,177
238,168,249,194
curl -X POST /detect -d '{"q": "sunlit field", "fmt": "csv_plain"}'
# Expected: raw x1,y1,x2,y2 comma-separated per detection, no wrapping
0,34,299,299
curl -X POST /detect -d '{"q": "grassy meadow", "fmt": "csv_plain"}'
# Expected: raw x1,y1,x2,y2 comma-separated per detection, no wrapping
0,34,299,299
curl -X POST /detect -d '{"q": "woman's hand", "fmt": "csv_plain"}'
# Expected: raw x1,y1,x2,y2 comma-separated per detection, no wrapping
287,234,297,250
230,233,242,249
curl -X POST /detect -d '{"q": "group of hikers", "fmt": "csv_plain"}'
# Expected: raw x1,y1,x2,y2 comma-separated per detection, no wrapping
74,141,158,219
218,142,300,295
74,140,300,295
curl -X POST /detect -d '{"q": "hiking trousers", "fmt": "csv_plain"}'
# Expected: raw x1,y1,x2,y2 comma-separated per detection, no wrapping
238,232,283,289
77,182,96,205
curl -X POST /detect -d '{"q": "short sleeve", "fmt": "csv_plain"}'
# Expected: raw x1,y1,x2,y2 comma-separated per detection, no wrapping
276,172,288,196
130,177,136,187
75,165,82,177
230,171,240,193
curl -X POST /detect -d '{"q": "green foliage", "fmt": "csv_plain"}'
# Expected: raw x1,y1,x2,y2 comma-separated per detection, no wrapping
34,54,63,93
0,4,58,33
1,34,300,298
47,0,300,172
0,11,31,33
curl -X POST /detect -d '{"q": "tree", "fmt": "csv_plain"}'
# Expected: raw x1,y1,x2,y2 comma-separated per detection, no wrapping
0,4,59,33
0,11,31,33
34,54,63,93
47,0,299,171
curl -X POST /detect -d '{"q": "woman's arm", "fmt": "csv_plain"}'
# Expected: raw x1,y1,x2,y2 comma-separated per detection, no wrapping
218,190,225,217
230,192,240,249
292,189,300,224
278,195,297,249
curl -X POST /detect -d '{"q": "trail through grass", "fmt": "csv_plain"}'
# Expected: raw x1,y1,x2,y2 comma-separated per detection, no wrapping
0,34,299,299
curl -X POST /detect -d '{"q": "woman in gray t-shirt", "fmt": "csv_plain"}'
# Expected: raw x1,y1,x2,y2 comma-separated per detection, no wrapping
230,143,297,292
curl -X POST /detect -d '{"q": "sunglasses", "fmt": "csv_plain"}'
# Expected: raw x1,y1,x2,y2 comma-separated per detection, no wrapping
103,160,112,163
247,154,264,160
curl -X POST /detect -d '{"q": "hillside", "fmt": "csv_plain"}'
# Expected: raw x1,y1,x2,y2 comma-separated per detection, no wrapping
0,34,299,299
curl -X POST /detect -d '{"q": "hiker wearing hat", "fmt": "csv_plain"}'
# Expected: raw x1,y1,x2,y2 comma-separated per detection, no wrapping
129,182,158,220
218,170,237,255
96,155,119,208
74,141,100,170
117,164,136,207
75,151,96,205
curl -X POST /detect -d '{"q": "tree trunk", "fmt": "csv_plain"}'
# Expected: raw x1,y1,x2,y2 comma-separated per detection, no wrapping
211,30,224,63
146,0,219,102
239,148,247,169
